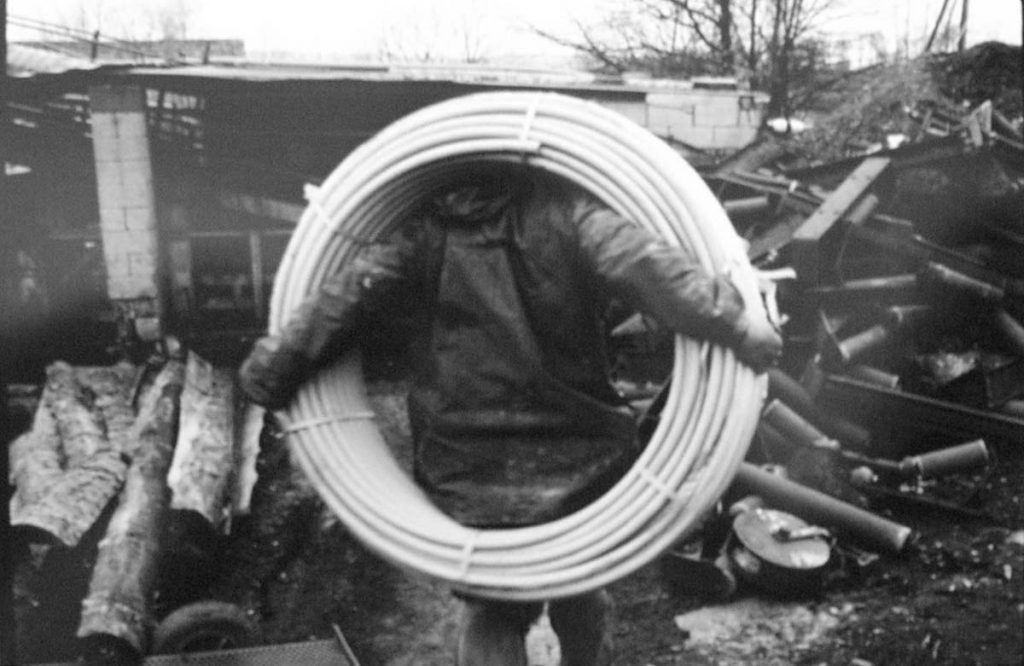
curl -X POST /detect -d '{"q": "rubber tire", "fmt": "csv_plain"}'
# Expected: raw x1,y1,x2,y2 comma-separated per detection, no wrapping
152,600,261,655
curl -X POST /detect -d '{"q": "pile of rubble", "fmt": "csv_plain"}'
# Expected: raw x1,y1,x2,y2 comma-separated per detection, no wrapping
655,82,1024,600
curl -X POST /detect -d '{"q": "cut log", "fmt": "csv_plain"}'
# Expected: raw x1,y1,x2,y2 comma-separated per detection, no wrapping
11,457,127,548
44,361,110,468
10,364,130,547
76,359,185,656
232,403,265,518
8,386,63,517
166,352,237,530
75,363,137,457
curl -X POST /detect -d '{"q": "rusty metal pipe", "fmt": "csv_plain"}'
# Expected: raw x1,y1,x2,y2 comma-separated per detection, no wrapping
994,308,1024,358
920,262,1005,303
761,399,839,451
722,195,772,218
767,368,871,449
899,439,990,478
733,463,914,554
825,306,927,368
807,273,919,309
845,365,901,390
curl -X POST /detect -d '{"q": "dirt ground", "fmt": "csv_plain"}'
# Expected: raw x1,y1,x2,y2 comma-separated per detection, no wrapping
208,376,1023,666
7,376,1024,666
248,390,1024,666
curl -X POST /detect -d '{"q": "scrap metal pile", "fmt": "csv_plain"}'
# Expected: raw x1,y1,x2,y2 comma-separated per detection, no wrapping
655,96,1024,599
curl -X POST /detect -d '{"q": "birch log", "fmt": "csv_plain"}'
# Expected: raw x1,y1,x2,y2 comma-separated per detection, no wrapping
166,352,236,530
231,403,265,518
76,359,185,654
10,363,128,547
75,363,137,456
8,386,63,518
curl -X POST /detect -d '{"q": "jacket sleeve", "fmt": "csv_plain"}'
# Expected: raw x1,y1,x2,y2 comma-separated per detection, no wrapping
238,225,423,408
574,198,750,347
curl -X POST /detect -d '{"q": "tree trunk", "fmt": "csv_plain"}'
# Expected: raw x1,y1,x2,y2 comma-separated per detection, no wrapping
232,403,265,518
9,363,129,547
8,386,63,517
166,351,237,530
76,359,185,656
45,361,110,468
75,363,138,456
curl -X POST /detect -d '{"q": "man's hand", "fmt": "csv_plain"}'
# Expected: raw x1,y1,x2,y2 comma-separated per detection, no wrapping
735,315,784,373
238,335,309,410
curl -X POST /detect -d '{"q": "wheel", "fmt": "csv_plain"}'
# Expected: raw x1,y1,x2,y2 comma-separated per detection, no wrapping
152,600,260,654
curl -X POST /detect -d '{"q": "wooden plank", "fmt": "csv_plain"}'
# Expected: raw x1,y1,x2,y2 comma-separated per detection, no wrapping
790,156,891,285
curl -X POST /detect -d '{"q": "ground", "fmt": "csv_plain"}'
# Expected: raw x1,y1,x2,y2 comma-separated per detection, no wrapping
8,381,1024,665
247,385,1024,666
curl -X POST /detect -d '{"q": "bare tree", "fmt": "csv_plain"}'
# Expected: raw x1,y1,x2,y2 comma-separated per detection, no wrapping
376,3,488,64
537,0,839,116
59,0,195,43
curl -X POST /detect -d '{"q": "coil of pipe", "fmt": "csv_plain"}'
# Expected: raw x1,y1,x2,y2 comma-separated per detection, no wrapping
268,91,767,601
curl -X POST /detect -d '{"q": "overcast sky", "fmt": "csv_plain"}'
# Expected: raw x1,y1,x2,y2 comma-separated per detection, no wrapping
7,0,1022,63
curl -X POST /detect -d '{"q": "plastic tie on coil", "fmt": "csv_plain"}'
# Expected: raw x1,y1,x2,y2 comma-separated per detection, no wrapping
458,529,481,581
278,410,377,434
516,95,543,161
303,183,377,245
637,466,686,506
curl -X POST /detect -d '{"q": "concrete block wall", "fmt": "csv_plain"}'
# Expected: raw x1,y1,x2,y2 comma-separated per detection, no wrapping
89,85,160,303
645,90,766,150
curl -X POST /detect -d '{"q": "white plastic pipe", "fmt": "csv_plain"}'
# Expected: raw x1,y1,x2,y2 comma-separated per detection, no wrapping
268,91,767,601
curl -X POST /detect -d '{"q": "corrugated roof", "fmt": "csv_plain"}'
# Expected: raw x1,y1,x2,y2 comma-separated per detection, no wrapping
6,43,102,77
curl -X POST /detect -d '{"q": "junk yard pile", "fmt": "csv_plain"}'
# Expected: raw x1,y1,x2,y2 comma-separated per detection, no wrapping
5,42,1023,665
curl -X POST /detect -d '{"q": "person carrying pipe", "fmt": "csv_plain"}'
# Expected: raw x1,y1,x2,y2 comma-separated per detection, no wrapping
238,165,782,666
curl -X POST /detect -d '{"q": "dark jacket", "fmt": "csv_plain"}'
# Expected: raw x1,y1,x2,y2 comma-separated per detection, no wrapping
249,169,749,525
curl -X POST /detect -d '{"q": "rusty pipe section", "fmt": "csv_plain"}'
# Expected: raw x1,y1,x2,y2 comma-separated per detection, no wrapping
733,463,914,554
767,368,871,449
823,305,929,368
899,438,990,478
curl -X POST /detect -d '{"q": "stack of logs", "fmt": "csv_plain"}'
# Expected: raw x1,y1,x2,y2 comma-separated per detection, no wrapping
7,347,263,662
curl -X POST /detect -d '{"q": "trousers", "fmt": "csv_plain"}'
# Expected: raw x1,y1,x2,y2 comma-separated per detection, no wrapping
455,589,614,666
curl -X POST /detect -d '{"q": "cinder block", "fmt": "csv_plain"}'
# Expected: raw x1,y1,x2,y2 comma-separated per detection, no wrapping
112,112,150,143
648,106,695,135
126,248,157,277
695,99,740,127
123,206,156,233
596,100,646,126
120,164,156,209
712,126,759,149
94,160,124,205
98,207,128,231
672,125,717,148
90,114,120,163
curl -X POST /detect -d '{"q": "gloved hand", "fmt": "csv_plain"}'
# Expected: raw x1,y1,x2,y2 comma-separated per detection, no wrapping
734,314,784,373
238,335,310,410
